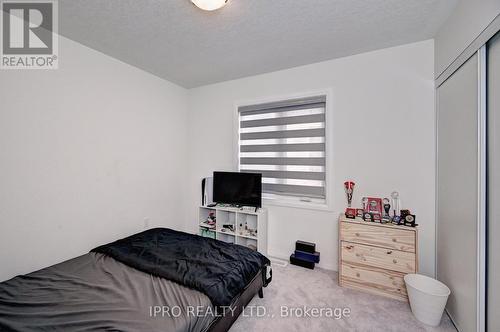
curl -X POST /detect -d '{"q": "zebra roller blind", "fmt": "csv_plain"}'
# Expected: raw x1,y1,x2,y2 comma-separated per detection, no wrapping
239,96,326,200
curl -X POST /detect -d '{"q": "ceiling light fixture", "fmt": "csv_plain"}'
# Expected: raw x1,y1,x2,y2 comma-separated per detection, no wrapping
191,0,228,11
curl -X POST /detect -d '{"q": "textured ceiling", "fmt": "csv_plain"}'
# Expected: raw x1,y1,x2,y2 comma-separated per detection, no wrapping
59,0,458,88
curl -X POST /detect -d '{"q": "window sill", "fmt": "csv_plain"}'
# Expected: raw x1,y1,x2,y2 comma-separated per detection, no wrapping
263,197,333,212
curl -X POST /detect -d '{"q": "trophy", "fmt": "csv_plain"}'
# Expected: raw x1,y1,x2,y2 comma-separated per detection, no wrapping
391,191,401,217
344,181,355,207
345,208,357,219
403,214,418,227
362,197,368,211
382,198,391,223
372,213,382,223
363,212,373,222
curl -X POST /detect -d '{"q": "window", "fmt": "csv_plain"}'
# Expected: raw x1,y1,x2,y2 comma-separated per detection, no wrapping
238,95,327,206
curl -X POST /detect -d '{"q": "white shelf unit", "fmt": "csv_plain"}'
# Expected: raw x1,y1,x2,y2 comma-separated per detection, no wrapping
198,206,268,255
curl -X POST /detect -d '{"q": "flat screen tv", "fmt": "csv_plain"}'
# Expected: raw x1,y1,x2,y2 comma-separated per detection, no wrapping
213,171,262,208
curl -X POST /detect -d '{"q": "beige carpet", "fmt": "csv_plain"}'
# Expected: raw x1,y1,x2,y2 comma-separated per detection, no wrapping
230,263,456,332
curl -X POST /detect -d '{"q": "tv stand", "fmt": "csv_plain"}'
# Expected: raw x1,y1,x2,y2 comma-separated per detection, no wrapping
198,205,268,255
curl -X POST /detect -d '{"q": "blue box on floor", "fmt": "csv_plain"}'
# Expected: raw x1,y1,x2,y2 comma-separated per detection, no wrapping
294,250,320,263
290,254,315,269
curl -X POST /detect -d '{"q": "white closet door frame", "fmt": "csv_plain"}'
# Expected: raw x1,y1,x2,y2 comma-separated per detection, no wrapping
435,47,487,332
487,31,500,332
436,15,500,330
477,45,486,332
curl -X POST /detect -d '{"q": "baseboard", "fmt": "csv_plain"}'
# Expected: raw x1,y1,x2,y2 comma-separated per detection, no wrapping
268,256,288,267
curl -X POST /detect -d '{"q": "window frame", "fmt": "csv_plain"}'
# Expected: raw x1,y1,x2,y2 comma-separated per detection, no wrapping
233,89,334,211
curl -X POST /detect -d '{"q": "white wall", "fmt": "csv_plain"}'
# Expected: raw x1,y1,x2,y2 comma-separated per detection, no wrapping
0,36,189,282
186,40,436,275
435,0,500,78
0,36,436,280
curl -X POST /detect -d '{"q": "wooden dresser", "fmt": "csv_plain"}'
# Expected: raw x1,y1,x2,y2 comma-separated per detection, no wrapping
338,214,418,301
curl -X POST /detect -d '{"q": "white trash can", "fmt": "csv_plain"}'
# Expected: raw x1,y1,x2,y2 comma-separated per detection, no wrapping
404,274,451,327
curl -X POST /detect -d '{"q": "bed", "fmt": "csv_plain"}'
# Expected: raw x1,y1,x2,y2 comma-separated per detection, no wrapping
0,228,272,332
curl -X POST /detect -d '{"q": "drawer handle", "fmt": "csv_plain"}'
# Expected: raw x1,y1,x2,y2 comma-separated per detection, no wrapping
387,250,393,255
355,233,360,237
345,245,354,250
356,273,360,278
392,238,397,242
393,259,398,264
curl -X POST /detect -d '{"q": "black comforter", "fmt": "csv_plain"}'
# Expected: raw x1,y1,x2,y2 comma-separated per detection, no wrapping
92,228,270,307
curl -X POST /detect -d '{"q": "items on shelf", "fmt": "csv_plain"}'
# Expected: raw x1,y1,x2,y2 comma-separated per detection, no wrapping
201,177,214,206
200,228,216,239
238,221,257,238
343,181,418,228
220,224,235,233
289,240,320,270
210,203,260,213
246,243,257,251
200,211,216,229
198,206,267,255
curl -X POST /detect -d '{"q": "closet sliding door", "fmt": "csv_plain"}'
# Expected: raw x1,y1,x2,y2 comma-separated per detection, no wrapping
487,32,500,332
436,53,481,332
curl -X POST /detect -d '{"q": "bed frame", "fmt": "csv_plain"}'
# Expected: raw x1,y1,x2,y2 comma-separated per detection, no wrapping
205,268,265,332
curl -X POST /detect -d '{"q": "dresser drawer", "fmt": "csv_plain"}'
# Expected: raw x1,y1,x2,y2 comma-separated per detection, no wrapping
341,241,416,274
340,263,408,301
340,222,416,253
